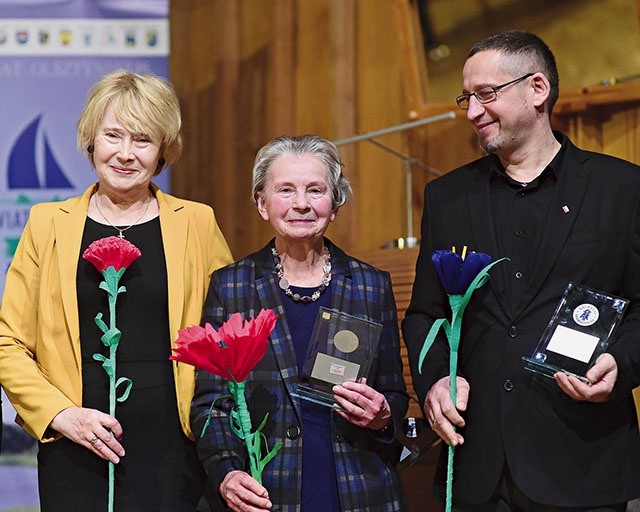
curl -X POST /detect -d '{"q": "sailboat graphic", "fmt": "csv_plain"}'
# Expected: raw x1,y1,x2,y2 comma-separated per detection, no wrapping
8,115,73,189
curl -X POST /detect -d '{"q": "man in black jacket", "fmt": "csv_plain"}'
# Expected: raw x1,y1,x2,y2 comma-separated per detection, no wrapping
403,30,640,511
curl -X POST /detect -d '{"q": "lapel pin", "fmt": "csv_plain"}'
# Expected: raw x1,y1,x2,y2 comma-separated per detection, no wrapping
562,205,570,213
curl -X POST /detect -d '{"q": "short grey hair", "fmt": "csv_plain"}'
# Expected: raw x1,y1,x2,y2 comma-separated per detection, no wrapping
251,134,352,210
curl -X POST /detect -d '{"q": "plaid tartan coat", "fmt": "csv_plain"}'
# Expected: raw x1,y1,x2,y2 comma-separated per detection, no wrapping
191,239,409,511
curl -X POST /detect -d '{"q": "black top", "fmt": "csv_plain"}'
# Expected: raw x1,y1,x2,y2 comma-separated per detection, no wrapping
37,217,205,512
489,143,566,314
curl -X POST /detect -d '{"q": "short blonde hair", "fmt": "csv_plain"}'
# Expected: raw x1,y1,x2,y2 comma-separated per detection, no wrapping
77,70,183,174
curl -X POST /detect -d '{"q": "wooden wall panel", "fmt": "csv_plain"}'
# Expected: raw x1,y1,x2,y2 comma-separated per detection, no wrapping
352,6,408,248
353,247,423,419
170,0,408,260
551,84,640,163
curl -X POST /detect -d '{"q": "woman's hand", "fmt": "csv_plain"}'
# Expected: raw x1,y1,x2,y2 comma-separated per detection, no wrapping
220,470,272,512
49,406,125,463
332,378,392,431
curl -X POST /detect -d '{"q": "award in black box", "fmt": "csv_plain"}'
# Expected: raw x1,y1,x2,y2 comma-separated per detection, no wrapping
293,307,383,409
523,282,628,383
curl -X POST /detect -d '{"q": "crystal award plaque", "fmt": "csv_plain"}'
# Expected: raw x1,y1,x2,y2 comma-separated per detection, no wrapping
523,282,628,383
293,307,383,409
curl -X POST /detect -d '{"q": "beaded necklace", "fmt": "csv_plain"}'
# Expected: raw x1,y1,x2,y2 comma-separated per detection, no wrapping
272,246,332,303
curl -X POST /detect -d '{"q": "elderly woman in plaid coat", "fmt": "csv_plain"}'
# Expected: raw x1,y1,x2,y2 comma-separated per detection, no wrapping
191,134,409,512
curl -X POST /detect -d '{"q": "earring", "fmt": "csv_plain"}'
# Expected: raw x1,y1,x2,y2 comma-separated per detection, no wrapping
87,145,94,154
158,157,166,167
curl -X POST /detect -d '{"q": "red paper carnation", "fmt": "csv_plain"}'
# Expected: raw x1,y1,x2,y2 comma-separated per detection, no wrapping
82,236,142,273
171,309,278,382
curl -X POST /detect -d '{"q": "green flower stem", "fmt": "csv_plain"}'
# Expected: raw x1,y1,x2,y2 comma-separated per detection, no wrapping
419,258,507,512
106,276,118,512
227,380,282,487
448,294,464,406
445,294,465,512
107,292,117,416
94,266,128,512
229,381,262,484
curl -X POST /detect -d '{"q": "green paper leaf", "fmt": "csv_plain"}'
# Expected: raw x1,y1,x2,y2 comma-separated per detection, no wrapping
100,327,121,348
93,354,115,378
258,440,283,474
200,401,216,438
418,318,449,374
254,411,270,434
94,312,108,334
93,353,107,363
228,408,245,439
115,377,133,402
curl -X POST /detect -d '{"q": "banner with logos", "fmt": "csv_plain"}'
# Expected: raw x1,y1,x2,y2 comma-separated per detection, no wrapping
0,0,169,293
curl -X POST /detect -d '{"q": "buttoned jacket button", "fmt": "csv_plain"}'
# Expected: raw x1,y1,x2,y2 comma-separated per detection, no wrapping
509,325,518,338
515,272,523,279
503,380,514,392
286,425,301,439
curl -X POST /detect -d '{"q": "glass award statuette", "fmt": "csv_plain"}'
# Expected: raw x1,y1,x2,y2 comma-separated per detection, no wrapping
523,282,628,383
293,307,383,409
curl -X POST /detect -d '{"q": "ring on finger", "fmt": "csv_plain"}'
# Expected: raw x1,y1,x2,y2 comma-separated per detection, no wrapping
90,436,100,447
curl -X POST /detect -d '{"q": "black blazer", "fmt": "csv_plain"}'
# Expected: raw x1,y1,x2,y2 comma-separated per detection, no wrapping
403,133,640,506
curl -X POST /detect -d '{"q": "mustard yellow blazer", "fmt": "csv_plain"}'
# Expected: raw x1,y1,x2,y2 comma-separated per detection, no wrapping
0,184,232,442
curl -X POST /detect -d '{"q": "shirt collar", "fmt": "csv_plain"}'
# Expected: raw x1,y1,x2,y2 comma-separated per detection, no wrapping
489,134,567,188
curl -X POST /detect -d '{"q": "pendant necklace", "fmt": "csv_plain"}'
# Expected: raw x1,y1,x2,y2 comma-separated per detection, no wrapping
94,195,152,239
272,246,332,303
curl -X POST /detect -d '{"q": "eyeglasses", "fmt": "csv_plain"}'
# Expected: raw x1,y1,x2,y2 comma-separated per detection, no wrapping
455,73,534,110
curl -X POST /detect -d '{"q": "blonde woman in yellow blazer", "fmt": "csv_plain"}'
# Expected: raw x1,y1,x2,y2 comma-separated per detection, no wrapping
0,71,232,511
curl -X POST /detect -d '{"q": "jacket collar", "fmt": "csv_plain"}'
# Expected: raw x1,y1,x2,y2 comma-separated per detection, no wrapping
54,183,189,364
55,185,96,364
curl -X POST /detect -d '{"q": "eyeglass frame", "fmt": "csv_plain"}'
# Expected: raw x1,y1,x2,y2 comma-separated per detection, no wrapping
455,73,535,110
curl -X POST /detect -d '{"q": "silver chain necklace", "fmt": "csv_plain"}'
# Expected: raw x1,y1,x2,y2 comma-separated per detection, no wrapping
94,195,152,239
272,246,332,303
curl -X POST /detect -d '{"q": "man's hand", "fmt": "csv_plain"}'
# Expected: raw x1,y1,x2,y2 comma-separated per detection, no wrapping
554,353,618,402
424,376,469,446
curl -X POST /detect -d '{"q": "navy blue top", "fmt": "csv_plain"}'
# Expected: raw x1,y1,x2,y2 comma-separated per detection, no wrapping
281,284,341,512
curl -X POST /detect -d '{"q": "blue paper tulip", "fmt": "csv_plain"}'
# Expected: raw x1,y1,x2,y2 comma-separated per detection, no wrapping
432,249,493,296
420,247,506,512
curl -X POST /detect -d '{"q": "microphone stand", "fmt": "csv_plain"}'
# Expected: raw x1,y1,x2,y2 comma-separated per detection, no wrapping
334,111,455,248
